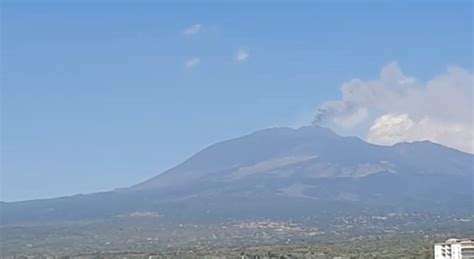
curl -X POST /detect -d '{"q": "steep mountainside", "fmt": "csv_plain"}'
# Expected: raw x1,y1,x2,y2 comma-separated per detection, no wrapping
1,126,472,224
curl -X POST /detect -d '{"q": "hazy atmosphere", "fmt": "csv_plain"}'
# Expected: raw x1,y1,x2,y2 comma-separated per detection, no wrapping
2,2,474,259
3,1,472,202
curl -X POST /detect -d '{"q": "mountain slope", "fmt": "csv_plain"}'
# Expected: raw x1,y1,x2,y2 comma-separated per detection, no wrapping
132,126,471,195
1,126,472,225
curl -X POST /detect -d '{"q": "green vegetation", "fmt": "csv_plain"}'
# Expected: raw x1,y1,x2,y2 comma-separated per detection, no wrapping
1,214,472,258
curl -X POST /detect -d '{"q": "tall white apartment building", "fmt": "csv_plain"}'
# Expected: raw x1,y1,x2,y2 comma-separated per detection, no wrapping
434,238,474,259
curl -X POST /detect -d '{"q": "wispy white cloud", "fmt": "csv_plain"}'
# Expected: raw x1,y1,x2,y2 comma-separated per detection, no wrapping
185,57,200,68
235,49,249,62
313,62,474,153
183,24,202,36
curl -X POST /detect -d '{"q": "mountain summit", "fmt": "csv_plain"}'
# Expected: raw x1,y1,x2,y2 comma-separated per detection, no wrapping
133,126,357,190
1,126,472,224
133,126,471,192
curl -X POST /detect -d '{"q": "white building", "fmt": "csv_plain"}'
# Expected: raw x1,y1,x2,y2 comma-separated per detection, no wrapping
434,238,474,259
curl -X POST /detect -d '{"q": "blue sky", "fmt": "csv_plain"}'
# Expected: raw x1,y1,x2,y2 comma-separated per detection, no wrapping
2,1,473,201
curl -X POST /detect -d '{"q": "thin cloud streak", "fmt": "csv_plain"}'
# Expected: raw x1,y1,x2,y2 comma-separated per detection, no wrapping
185,57,200,68
183,24,202,35
235,49,249,62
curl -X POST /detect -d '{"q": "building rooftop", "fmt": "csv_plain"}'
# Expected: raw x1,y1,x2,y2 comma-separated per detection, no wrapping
435,238,474,245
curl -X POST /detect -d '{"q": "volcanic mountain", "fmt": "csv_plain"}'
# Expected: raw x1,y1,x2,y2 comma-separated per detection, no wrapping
1,126,472,224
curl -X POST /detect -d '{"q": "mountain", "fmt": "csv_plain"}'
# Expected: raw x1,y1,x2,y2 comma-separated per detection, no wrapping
1,126,473,225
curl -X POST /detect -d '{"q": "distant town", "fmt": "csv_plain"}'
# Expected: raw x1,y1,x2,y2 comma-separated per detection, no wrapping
2,212,473,258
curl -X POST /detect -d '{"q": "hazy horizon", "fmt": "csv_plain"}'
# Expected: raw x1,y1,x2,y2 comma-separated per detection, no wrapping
2,124,470,203
2,1,473,202
1,3,473,258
